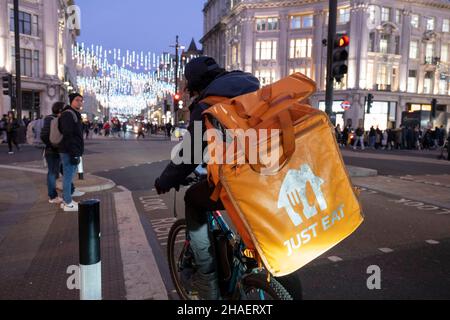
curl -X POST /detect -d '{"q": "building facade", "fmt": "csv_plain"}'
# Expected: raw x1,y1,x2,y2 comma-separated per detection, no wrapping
201,0,450,131
0,0,78,120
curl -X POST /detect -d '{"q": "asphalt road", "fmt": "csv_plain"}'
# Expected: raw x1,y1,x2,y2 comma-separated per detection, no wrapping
91,142,450,300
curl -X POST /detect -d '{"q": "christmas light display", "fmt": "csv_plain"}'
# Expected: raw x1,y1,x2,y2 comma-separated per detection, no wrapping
72,43,184,116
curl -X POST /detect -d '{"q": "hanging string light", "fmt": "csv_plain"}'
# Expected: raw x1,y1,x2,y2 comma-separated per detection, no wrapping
73,42,184,116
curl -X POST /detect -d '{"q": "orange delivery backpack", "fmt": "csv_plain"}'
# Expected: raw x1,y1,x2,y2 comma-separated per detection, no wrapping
201,73,364,277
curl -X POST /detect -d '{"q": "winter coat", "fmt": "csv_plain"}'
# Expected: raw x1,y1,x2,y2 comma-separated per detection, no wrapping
158,70,260,190
58,106,84,157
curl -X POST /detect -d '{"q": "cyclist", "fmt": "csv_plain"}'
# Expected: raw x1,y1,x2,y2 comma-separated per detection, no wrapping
154,57,259,299
155,56,303,300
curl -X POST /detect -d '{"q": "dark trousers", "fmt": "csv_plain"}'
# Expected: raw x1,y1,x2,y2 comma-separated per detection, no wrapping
184,179,224,228
7,132,19,152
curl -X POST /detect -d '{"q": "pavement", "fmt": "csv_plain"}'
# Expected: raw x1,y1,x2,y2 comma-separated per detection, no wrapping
0,142,167,300
1,140,449,300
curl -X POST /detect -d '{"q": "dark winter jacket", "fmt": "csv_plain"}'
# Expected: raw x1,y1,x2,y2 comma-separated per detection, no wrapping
158,71,260,190
41,114,59,155
58,106,84,157
5,118,20,134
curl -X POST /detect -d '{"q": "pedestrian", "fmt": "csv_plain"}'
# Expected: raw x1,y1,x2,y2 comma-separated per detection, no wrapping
122,121,127,139
342,125,350,147
381,130,388,150
117,121,122,138
0,114,7,143
83,120,90,140
375,126,382,149
165,122,173,139
353,125,365,151
137,123,145,139
104,121,111,136
369,126,376,149
447,129,450,161
58,93,84,212
414,125,421,150
22,116,30,128
437,126,445,147
41,102,65,204
5,111,20,154
335,124,342,147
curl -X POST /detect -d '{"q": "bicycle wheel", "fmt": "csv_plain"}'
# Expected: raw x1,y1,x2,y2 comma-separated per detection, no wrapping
167,219,195,300
239,272,293,300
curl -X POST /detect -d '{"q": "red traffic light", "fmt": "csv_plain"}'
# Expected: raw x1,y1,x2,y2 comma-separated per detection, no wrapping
337,35,350,47
174,93,180,101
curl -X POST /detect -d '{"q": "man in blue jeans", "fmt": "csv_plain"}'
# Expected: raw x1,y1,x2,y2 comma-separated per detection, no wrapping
59,93,84,212
41,102,65,204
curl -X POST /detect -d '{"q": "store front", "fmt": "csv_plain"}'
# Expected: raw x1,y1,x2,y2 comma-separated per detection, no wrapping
318,101,345,128
404,103,448,129
363,101,397,131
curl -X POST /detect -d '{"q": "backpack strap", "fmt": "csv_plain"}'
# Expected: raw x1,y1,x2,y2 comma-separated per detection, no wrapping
201,96,248,119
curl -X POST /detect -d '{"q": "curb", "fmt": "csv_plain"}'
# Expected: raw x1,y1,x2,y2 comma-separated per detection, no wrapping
353,180,450,210
0,165,116,193
114,188,169,300
56,175,116,193
347,165,378,178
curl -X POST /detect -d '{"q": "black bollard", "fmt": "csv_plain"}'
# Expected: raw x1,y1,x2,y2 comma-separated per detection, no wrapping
78,199,101,300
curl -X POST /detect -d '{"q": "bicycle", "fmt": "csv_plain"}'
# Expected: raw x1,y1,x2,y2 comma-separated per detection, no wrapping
167,169,293,300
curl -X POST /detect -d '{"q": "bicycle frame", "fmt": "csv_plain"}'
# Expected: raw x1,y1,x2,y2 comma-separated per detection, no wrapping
208,210,264,298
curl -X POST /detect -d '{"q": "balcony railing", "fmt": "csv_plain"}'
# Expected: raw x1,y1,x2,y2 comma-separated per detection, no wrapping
374,84,392,91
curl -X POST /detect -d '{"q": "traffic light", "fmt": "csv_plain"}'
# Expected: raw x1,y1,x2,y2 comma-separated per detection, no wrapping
332,35,350,83
431,98,437,119
2,74,13,97
367,93,374,114
173,93,181,109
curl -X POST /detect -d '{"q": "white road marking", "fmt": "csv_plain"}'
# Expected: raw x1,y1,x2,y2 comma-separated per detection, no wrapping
379,248,394,253
328,256,343,262
114,190,168,300
426,240,440,245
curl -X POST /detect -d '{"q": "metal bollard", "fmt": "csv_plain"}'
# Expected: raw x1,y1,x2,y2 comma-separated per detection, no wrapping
78,199,101,300
78,156,84,180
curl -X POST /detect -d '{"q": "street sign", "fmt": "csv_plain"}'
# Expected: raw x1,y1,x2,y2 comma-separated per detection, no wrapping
341,100,351,111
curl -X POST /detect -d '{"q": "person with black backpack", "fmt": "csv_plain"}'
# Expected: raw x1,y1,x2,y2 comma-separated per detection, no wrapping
41,102,65,204
353,125,365,151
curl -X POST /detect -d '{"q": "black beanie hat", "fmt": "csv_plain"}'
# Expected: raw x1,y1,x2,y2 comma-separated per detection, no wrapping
69,93,83,105
184,56,222,93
